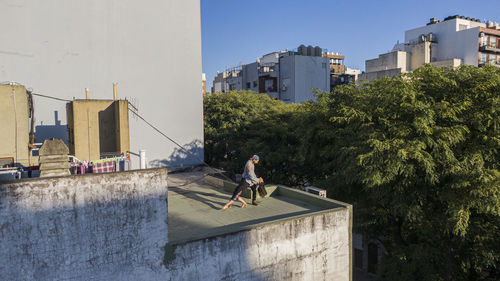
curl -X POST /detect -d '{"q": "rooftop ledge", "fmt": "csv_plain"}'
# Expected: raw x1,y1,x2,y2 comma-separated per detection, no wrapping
167,171,351,245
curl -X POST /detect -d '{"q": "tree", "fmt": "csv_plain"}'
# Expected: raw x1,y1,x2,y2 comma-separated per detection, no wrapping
203,65,499,280
322,65,499,280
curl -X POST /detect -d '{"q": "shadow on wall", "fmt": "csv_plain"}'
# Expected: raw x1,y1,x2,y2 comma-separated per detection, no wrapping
0,171,169,280
150,139,203,169
34,111,68,145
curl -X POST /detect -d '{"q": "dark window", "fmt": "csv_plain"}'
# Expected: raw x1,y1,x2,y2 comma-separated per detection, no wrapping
253,81,257,87
246,82,251,89
368,243,378,274
354,248,363,269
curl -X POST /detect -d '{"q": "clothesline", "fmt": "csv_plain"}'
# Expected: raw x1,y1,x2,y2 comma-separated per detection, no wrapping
70,153,132,175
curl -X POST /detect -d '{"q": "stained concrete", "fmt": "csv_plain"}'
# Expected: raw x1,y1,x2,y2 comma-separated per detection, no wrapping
0,84,30,166
0,168,351,281
39,138,70,177
165,171,352,281
0,169,168,281
66,100,130,161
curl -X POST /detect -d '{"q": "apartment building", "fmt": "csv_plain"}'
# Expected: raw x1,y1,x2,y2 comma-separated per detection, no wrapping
212,45,359,103
360,15,500,81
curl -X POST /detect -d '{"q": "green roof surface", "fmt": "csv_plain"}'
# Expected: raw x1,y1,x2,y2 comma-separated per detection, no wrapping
167,171,348,244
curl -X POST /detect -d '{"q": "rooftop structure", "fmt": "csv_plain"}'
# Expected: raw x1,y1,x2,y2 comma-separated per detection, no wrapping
0,0,203,168
212,46,359,103
1,167,352,280
168,171,329,243
166,170,353,280
66,99,130,162
360,15,500,81
0,84,35,167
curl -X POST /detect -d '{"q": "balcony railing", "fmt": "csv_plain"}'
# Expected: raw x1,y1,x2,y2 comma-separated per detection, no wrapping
479,44,500,53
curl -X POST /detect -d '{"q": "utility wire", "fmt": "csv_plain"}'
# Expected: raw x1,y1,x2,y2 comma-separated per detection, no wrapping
31,92,71,102
128,106,235,183
16,89,236,183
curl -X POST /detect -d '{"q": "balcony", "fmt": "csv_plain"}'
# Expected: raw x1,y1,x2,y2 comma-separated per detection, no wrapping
478,61,500,68
479,44,500,53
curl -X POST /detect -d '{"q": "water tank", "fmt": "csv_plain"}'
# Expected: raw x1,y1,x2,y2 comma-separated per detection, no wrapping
307,45,314,56
314,46,322,57
298,45,306,56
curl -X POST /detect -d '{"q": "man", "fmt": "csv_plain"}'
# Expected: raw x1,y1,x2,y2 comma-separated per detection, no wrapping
221,155,264,210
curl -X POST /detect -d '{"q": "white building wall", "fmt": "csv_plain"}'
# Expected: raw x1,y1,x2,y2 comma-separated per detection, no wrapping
405,18,481,66
365,51,408,73
293,56,330,103
0,0,203,168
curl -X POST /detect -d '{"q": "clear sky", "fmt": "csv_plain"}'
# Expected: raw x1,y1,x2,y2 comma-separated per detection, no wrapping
201,0,500,89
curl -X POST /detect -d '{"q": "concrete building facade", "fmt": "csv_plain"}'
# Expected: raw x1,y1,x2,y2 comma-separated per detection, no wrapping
0,169,169,280
0,0,203,168
1,167,352,280
66,99,130,162
0,84,34,167
212,45,358,103
279,52,330,103
360,15,500,81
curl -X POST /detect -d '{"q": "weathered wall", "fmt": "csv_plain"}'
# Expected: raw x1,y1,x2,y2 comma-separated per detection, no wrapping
0,84,30,166
66,100,129,161
164,207,351,281
0,169,168,281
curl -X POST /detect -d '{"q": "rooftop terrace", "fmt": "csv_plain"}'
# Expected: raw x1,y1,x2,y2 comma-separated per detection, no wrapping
167,170,349,244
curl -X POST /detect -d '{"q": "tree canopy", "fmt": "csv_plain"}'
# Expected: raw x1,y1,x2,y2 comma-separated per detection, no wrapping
204,65,500,280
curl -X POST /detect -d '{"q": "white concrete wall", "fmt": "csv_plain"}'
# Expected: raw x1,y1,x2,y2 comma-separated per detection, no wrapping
0,0,203,168
164,208,352,281
365,51,408,73
0,169,169,281
279,55,329,103
279,55,296,102
405,18,480,66
242,62,259,92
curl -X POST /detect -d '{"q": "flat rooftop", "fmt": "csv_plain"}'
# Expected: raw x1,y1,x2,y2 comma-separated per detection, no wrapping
167,170,349,244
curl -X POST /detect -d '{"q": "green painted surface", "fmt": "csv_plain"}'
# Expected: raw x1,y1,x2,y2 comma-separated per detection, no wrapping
167,173,347,244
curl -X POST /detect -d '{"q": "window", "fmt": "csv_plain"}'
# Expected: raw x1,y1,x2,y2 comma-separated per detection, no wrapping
368,243,378,274
490,36,497,48
481,53,488,63
481,36,488,47
253,81,257,87
354,249,363,269
490,54,497,64
246,82,251,89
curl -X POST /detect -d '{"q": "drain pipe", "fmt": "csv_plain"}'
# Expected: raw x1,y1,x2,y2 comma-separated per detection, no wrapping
139,149,147,169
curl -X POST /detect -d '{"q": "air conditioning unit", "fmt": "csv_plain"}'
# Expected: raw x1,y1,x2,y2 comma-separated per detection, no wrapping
305,186,327,198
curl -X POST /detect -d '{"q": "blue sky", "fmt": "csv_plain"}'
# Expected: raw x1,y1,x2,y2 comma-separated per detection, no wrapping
201,0,500,89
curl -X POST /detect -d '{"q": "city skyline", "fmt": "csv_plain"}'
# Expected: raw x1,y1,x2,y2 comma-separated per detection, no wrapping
202,0,500,89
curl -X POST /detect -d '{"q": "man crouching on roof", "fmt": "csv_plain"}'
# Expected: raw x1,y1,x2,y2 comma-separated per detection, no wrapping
221,155,264,210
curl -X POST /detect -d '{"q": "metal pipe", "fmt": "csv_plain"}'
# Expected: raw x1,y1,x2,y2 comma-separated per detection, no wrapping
113,83,117,100
139,149,146,169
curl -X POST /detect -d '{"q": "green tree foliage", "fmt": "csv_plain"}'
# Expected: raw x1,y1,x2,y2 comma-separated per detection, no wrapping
204,91,303,184
204,65,499,280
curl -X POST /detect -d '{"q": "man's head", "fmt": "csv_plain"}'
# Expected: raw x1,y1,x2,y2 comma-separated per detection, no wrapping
251,155,260,164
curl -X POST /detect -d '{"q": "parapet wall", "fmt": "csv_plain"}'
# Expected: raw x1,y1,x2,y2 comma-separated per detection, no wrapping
165,207,351,281
163,175,352,281
0,169,168,281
